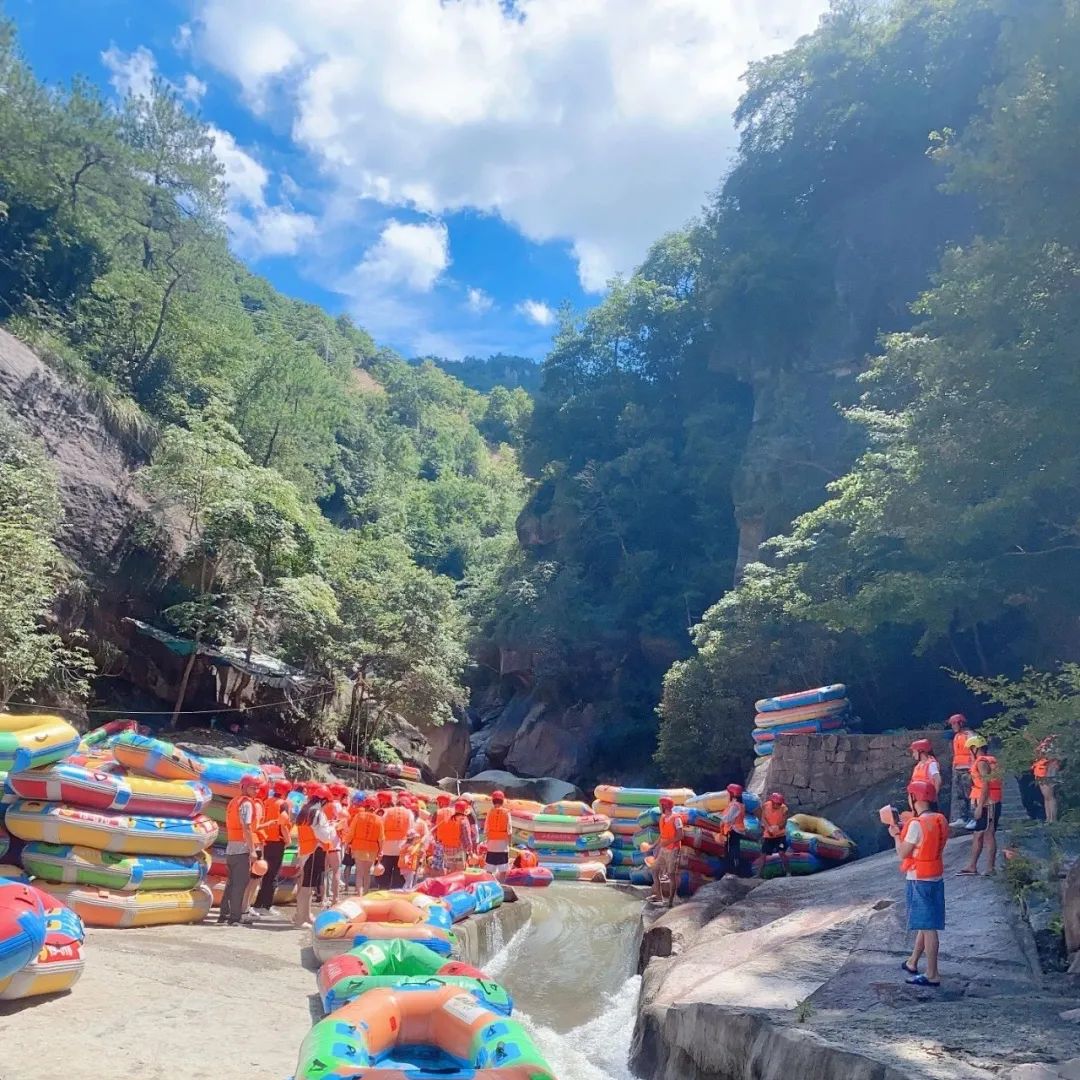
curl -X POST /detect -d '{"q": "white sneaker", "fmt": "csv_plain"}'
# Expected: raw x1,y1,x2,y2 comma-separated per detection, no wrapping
240,911,261,923
964,819,978,830
949,818,967,827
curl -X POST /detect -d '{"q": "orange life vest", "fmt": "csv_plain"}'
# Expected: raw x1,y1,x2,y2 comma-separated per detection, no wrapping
382,806,412,842
971,755,1003,802
761,803,788,839
900,812,948,880
260,796,290,843
348,810,383,855
297,821,316,857
225,795,256,845
911,757,939,787
1033,758,1057,779
515,849,539,869
952,732,973,769
437,814,464,849
724,801,745,835
658,813,683,850
485,806,510,842
434,807,453,827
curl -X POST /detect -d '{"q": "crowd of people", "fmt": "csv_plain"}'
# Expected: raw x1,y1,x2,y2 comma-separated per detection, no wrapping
218,782,535,929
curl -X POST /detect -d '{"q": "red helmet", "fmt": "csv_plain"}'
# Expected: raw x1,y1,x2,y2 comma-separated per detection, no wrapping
364,794,379,809
768,792,784,805
947,714,967,728
377,790,394,805
240,774,262,792
329,783,348,800
436,793,451,806
658,795,675,809
270,779,292,797
909,739,933,755
454,799,468,813
726,784,743,798
309,784,330,801
907,780,937,803
491,790,505,803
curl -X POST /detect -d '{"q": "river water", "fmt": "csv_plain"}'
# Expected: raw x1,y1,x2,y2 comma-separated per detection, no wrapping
486,883,643,1080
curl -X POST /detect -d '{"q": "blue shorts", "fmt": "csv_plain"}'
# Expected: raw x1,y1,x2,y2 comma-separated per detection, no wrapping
906,879,945,931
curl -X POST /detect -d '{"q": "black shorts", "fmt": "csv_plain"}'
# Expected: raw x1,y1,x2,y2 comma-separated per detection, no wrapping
343,850,355,868
486,850,508,866
974,803,1001,832
301,847,326,888
762,836,788,856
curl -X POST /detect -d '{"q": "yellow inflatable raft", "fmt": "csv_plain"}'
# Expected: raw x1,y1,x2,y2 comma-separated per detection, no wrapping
0,713,80,772
41,882,213,928
5,800,217,857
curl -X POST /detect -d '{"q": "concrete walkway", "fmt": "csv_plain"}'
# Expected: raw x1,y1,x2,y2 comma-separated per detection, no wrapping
633,836,1080,1080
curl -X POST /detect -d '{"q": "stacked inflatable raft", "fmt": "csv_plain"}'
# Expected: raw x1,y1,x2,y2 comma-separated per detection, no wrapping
753,684,852,757
593,786,694,886
512,801,612,881
294,876,556,1079
0,881,85,1000
7,733,216,927
305,745,421,782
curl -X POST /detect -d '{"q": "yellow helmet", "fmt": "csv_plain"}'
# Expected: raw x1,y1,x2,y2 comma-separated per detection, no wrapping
965,734,987,750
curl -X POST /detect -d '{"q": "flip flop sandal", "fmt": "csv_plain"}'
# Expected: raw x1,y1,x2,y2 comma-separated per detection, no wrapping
906,974,940,987
958,869,979,875
901,961,919,975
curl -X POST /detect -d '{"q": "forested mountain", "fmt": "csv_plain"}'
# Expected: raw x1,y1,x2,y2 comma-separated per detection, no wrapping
0,19,525,756
419,354,543,396
3,0,1078,789
488,0,1080,785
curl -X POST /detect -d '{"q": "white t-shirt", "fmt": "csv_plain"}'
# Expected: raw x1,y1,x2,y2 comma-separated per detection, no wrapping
926,760,941,781
901,818,942,882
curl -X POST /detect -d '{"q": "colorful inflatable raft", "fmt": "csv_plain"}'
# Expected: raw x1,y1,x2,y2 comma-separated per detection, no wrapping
7,762,211,818
42,882,213,928
111,732,202,782
503,866,553,888
593,785,695,808
0,886,85,1000
312,892,455,963
22,843,211,891
0,881,47,979
5,801,217,857
294,984,555,1080
0,713,80,772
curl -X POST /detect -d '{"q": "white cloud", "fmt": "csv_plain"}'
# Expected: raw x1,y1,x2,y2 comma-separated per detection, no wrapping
465,287,494,315
517,299,555,326
192,0,828,290
352,220,450,293
102,45,206,105
101,45,157,101
208,126,317,257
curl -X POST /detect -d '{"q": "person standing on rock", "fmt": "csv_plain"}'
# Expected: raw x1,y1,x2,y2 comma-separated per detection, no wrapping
961,736,1002,876
909,739,942,808
891,778,948,987
1033,735,1061,824
483,790,512,879
947,715,976,827
647,796,684,902
719,784,749,878
757,792,791,877
220,775,263,927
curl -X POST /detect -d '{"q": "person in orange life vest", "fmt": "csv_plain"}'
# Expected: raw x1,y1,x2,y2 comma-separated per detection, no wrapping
253,778,294,915
436,799,474,874
483,791,513,878
293,785,336,929
719,784,749,877
757,792,790,878
961,736,1002,876
320,783,349,906
220,774,264,927
240,778,270,916
431,793,454,873
344,794,383,895
399,823,428,890
512,848,539,870
378,796,414,890
890,779,948,986
909,739,942,809
1033,735,1061,824
646,796,684,902
946,715,977,827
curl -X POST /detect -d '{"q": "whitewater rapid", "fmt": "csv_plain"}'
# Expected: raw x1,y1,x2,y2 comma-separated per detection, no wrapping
486,883,643,1080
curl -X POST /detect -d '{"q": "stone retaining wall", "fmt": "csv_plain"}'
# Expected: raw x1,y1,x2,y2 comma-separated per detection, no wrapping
751,729,952,813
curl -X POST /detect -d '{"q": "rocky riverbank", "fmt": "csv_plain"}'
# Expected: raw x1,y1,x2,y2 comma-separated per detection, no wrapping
632,836,1080,1080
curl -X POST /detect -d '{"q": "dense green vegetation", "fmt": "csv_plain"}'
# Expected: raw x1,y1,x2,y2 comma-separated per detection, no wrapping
500,0,1080,786
0,20,525,750
419,354,542,396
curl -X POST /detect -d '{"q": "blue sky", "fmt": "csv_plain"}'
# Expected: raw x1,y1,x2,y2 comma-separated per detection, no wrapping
5,0,827,360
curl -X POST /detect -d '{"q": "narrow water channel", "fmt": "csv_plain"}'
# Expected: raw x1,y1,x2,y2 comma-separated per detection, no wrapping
486,883,643,1080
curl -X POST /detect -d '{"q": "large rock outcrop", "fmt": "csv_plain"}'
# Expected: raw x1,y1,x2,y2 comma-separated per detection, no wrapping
439,770,584,804
631,836,1080,1080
